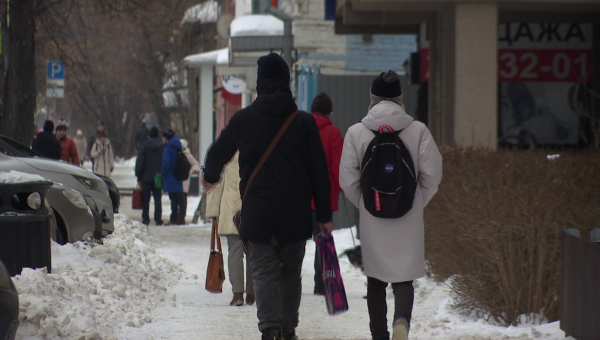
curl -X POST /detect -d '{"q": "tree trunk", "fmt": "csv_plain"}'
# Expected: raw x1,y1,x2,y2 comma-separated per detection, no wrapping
0,1,36,146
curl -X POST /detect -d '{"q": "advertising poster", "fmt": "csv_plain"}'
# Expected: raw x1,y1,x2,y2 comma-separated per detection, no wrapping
498,23,592,146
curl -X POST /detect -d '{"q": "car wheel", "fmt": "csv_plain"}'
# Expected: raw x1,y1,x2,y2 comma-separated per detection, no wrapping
52,211,69,245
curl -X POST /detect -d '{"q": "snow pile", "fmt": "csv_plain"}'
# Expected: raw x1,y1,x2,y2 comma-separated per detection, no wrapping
231,15,284,37
181,1,219,26
13,214,184,340
0,171,49,184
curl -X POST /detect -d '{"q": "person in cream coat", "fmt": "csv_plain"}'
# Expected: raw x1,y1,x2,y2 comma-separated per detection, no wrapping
206,152,255,307
339,71,442,340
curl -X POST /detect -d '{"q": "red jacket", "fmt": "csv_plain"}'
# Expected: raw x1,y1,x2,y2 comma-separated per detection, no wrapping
311,113,343,211
59,136,80,165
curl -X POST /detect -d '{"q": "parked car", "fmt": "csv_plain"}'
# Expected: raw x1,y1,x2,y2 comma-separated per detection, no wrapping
0,134,120,213
0,260,18,340
0,138,114,243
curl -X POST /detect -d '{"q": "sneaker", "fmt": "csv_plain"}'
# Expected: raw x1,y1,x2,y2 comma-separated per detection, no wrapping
246,294,255,305
142,220,150,226
230,293,244,306
261,328,281,340
392,318,409,340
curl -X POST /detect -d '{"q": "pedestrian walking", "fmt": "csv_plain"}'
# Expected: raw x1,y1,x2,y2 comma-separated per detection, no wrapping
206,152,255,307
31,120,61,160
135,127,164,226
201,53,333,340
161,129,186,225
309,92,343,296
55,119,80,165
90,131,115,177
73,130,87,166
180,139,200,203
339,70,443,340
135,120,150,152
87,121,106,169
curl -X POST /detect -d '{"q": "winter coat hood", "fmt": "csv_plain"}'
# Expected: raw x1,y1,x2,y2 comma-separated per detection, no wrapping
165,135,182,150
144,137,163,151
361,100,413,132
312,114,332,130
252,81,297,118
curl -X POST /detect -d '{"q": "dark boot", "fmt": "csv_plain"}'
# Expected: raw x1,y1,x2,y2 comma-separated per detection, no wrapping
246,294,255,305
261,328,282,340
176,213,186,225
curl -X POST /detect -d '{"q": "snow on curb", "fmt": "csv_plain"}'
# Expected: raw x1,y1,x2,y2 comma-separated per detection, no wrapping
13,214,184,340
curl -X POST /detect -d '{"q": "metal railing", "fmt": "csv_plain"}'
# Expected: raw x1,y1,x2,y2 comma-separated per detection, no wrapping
559,229,600,340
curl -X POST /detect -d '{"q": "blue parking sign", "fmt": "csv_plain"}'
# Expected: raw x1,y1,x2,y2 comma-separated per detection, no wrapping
47,61,64,79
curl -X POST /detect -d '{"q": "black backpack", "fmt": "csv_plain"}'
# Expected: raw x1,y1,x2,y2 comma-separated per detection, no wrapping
360,124,417,218
166,144,192,181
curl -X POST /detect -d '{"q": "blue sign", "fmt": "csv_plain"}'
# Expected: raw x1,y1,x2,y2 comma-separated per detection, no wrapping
47,61,64,79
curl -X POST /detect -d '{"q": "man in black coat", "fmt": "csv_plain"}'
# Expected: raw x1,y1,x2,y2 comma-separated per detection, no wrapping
31,120,61,160
202,53,333,340
135,127,164,226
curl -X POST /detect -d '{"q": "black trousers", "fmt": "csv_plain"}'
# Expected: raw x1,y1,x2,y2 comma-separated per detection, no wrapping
367,277,414,340
141,181,162,224
168,192,187,221
311,211,325,294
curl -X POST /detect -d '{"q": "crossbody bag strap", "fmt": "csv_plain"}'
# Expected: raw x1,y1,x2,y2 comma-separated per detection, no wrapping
241,109,299,203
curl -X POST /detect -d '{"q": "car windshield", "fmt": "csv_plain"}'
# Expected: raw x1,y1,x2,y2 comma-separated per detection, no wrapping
0,135,42,157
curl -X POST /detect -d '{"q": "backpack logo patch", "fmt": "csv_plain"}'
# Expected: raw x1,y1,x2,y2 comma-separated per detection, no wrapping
384,164,395,173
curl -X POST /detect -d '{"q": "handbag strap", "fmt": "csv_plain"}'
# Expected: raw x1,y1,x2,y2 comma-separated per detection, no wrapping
241,109,299,203
210,219,222,252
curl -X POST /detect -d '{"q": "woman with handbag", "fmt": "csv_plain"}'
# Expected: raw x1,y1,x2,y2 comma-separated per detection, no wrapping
206,152,255,306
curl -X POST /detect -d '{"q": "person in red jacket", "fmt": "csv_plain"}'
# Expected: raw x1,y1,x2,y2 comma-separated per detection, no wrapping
55,119,80,165
310,92,343,295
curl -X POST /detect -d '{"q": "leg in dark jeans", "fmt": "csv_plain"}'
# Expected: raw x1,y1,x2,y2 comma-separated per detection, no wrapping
168,192,178,223
367,277,415,340
311,211,325,295
180,192,187,215
392,281,414,326
151,184,163,224
141,181,153,224
249,236,306,337
367,277,389,340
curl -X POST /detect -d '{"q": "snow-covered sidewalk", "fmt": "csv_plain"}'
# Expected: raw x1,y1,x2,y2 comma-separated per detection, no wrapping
12,214,570,340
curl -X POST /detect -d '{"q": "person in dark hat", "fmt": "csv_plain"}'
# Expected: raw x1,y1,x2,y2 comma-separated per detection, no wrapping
339,70,443,340
161,128,186,225
31,120,62,160
309,92,343,296
136,126,164,226
87,120,106,169
201,52,333,340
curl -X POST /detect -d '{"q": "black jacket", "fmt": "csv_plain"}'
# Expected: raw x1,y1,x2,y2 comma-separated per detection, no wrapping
203,79,332,244
31,132,61,160
135,124,149,151
135,137,164,182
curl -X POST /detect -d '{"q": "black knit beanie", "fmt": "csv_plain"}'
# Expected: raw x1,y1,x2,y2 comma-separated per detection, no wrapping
257,53,290,85
162,128,175,140
43,120,55,132
149,127,159,138
371,70,402,98
311,92,333,115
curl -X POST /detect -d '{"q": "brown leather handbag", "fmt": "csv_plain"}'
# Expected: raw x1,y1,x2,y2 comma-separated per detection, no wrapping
205,219,226,293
